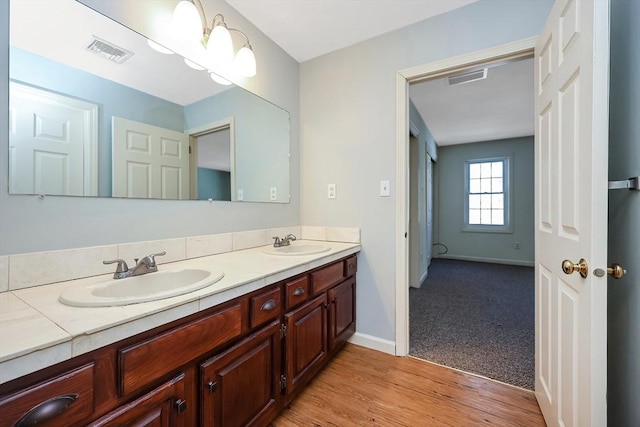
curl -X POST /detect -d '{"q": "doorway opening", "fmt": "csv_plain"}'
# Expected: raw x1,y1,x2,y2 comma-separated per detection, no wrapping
395,37,537,360
406,54,536,389
187,117,235,201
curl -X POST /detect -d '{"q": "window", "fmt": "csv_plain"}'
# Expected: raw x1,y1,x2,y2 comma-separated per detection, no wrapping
464,157,511,232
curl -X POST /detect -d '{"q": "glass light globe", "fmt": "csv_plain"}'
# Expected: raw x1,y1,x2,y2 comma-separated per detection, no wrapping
171,1,202,43
184,58,206,70
207,24,233,67
234,46,256,77
147,39,174,55
210,72,233,86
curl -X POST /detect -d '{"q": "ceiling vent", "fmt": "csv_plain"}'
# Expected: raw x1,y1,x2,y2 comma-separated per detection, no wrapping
86,36,133,64
448,68,488,86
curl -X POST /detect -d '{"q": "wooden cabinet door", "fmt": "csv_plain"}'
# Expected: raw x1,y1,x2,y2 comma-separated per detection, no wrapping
284,294,327,398
88,373,186,427
328,278,356,353
200,320,281,427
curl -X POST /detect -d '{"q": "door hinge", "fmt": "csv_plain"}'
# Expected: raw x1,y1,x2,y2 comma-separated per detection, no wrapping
188,146,192,154
280,323,287,338
280,375,287,391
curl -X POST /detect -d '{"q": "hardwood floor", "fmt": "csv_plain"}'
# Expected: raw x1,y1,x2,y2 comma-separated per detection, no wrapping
273,344,545,427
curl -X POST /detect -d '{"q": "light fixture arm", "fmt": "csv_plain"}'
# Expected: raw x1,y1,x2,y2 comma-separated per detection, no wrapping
210,13,229,33
228,27,252,48
207,13,251,47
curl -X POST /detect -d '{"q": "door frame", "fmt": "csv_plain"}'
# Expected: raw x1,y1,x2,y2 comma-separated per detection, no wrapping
186,117,236,201
394,36,538,356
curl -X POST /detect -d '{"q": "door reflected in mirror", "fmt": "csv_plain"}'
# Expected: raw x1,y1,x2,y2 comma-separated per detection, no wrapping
8,0,290,203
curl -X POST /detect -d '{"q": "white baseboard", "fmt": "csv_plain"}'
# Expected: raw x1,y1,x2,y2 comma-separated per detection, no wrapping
409,270,427,288
348,332,396,355
437,254,534,267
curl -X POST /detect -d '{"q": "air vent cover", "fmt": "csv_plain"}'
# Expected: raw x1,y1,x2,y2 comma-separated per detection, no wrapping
86,36,133,64
448,68,488,86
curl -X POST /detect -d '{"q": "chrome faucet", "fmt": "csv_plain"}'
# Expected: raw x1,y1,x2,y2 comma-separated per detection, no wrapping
272,234,297,247
103,251,166,279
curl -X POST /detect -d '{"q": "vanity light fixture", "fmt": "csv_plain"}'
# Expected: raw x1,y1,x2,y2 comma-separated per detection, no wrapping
148,0,257,83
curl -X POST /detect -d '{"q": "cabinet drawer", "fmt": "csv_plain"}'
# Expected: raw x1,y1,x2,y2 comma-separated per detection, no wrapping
250,286,282,328
285,276,309,310
344,255,357,278
0,363,95,427
310,261,344,295
119,303,242,396
89,373,186,427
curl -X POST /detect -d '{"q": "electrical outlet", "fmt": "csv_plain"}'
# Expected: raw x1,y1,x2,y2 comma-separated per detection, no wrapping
514,241,521,249
237,189,244,201
380,180,390,197
328,184,336,199
270,187,277,201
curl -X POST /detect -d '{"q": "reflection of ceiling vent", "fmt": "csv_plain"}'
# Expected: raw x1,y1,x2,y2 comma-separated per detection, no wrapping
86,36,133,64
448,68,488,86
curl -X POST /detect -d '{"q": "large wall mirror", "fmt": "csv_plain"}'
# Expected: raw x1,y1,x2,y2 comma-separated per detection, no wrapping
8,0,290,203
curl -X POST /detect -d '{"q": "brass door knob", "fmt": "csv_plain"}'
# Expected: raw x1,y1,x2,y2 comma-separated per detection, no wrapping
562,258,589,278
607,264,627,279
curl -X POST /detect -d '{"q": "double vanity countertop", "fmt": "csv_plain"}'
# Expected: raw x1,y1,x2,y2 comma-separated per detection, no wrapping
0,240,361,385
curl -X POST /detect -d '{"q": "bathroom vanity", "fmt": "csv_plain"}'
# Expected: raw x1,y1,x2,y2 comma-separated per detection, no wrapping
0,245,358,426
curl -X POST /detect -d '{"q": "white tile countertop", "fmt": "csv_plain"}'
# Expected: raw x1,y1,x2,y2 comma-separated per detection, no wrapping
0,240,360,385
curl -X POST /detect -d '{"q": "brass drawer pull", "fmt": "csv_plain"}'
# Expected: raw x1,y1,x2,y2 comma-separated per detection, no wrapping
292,287,305,296
260,299,277,311
15,394,78,427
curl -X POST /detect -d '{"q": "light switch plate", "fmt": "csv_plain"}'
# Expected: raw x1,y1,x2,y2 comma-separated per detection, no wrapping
270,187,277,201
328,184,336,199
237,189,244,201
380,180,390,197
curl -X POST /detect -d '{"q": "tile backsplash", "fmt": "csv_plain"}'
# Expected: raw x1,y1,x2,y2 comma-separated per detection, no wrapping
2,226,359,292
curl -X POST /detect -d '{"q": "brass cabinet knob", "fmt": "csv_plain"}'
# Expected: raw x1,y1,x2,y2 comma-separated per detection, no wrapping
562,258,589,278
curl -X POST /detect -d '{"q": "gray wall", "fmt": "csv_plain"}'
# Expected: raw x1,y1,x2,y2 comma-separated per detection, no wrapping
408,100,436,286
607,0,640,425
300,0,553,342
0,0,300,255
436,137,534,266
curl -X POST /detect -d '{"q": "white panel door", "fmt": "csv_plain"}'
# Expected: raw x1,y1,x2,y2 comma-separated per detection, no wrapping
9,82,97,196
534,1,609,426
112,117,189,199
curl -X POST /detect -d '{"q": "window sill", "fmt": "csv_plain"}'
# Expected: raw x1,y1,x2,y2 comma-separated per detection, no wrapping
462,225,513,234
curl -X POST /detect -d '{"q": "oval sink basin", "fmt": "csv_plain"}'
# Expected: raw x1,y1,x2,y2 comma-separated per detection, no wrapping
263,244,331,256
59,268,224,307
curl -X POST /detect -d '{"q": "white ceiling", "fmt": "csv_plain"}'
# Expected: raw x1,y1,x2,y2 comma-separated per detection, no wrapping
11,0,230,106
410,57,534,146
225,0,478,62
